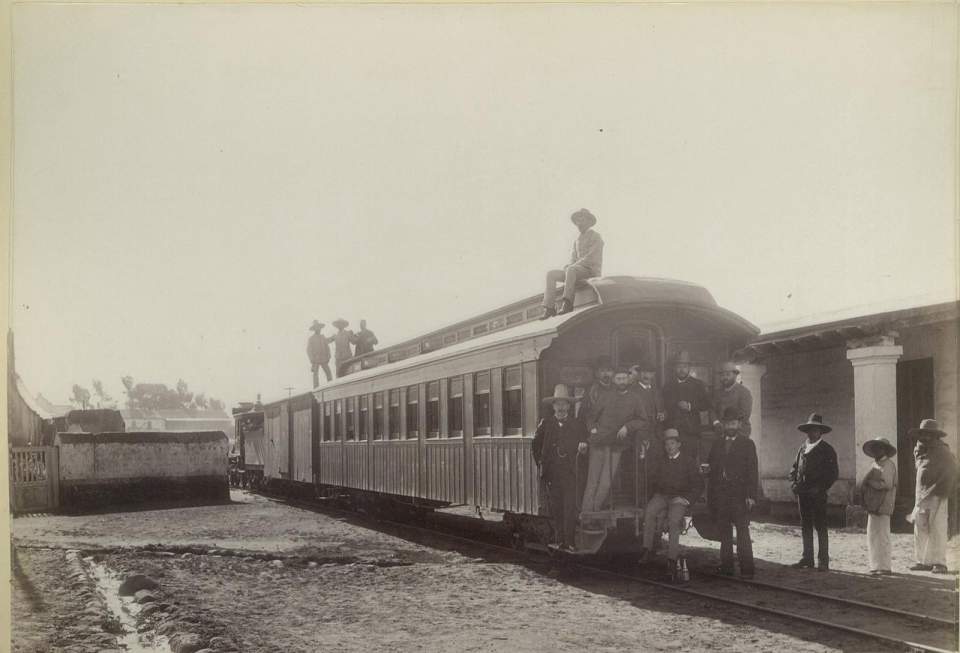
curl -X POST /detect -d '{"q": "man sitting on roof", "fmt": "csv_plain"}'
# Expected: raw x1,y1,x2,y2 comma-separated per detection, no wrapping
541,209,603,319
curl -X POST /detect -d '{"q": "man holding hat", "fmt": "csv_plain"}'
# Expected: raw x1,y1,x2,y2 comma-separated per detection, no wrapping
328,318,355,378
306,320,332,386
707,406,758,578
533,384,589,550
788,413,839,571
712,361,752,438
662,351,710,457
859,437,898,575
541,209,603,319
908,419,957,574
640,428,704,568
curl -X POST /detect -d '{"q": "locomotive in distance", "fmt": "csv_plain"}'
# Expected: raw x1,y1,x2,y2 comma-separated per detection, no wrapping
233,276,759,555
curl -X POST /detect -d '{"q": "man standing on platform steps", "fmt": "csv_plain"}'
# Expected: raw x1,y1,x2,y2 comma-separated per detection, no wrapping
541,209,603,319
789,413,839,571
662,351,710,458
711,361,752,438
707,406,758,579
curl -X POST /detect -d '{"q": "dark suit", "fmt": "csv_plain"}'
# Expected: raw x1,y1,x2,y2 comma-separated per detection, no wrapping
533,415,589,547
789,440,838,564
708,435,759,573
662,376,710,455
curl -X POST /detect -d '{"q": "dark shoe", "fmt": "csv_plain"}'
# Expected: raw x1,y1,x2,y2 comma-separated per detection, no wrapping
557,299,573,315
909,563,933,571
790,559,814,569
816,562,829,572
539,306,556,320
931,564,950,574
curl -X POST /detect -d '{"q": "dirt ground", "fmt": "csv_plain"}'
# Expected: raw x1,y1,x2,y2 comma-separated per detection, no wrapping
10,490,959,652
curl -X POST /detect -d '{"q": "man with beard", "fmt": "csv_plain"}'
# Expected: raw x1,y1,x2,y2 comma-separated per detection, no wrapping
532,385,590,550
581,368,649,514
908,419,958,574
707,406,758,578
580,356,614,421
711,362,752,438
662,351,710,457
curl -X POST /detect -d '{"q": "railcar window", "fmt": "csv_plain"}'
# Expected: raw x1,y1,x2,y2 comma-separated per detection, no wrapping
333,400,343,441
389,389,401,440
474,371,491,436
448,377,464,437
373,392,384,440
345,397,356,441
426,381,440,437
503,366,523,435
406,385,419,438
359,395,369,441
323,402,332,442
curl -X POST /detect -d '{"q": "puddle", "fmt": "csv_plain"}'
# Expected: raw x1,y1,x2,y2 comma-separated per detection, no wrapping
83,556,173,653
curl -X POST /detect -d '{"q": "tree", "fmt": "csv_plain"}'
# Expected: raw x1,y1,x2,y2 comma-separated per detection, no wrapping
91,379,115,409
209,398,224,411
192,393,208,410
70,384,92,410
119,375,226,413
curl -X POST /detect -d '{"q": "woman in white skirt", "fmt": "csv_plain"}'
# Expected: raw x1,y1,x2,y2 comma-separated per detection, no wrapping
859,437,897,575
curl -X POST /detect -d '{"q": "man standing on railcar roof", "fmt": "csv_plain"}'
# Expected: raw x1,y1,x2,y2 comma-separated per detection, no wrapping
788,413,839,572
533,385,590,551
328,318,355,378
707,406,758,579
541,209,603,319
662,352,710,458
307,320,332,386
351,319,378,356
581,367,650,514
711,362,752,438
908,419,957,574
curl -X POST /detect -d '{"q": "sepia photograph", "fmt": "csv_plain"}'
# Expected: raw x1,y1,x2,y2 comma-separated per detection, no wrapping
3,2,959,652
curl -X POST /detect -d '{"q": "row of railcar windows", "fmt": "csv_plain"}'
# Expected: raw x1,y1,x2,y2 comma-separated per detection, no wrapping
319,365,524,442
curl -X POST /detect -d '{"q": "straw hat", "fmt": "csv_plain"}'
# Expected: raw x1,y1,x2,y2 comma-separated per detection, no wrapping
797,413,832,435
332,318,349,329
541,384,576,406
570,208,597,229
862,437,897,459
908,418,947,439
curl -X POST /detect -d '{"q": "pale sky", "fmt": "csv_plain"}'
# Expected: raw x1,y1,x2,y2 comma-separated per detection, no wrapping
11,3,958,409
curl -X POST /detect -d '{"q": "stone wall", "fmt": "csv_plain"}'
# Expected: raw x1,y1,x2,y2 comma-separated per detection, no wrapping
54,431,229,512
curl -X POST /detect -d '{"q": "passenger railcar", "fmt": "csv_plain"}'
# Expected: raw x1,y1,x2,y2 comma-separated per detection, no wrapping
253,276,758,554
231,403,266,489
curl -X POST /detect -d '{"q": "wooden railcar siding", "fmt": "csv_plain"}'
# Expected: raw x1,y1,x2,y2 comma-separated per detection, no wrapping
317,442,343,486
343,442,370,490
371,441,419,496
263,406,287,480
291,406,313,484
472,438,539,513
423,439,465,503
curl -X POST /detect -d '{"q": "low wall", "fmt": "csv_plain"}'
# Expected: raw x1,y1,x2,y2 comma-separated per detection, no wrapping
54,431,229,511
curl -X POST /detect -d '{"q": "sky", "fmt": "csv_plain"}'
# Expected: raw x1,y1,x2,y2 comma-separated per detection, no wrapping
10,2,958,410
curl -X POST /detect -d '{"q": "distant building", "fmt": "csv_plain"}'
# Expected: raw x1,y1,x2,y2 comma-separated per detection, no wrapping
119,408,235,443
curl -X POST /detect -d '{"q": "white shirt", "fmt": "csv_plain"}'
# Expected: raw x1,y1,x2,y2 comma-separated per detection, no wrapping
804,438,823,454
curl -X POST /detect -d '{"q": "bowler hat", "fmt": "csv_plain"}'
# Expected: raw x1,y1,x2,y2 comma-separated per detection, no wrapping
672,351,692,365
798,413,832,435
570,208,597,229
721,406,743,422
541,384,576,406
332,318,349,329
662,428,681,441
863,437,897,459
908,418,947,439
309,320,325,331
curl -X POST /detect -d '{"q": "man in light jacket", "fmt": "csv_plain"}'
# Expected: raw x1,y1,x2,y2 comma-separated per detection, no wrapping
541,209,603,318
860,437,897,575
908,419,957,574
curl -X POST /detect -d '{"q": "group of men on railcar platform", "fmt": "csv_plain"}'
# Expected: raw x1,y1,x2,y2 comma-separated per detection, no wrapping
533,353,958,580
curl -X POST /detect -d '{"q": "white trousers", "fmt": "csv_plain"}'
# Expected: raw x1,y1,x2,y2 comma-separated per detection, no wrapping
867,514,891,572
914,495,949,566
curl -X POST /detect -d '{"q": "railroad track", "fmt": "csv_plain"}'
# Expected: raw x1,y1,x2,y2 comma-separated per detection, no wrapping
263,490,959,653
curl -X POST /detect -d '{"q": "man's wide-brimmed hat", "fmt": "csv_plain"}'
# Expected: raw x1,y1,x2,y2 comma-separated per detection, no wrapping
908,418,947,439
672,351,692,365
863,437,897,459
542,384,576,406
798,413,832,435
662,428,681,441
332,318,349,329
309,320,325,331
570,208,597,229
721,406,743,422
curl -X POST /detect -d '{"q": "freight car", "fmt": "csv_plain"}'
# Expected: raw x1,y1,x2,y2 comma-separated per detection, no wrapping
248,276,758,555
231,402,266,489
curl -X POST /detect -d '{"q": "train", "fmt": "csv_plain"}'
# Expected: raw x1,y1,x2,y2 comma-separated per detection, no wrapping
232,276,759,555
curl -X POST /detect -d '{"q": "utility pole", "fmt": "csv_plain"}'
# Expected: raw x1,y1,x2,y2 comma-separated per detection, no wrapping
284,386,295,399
